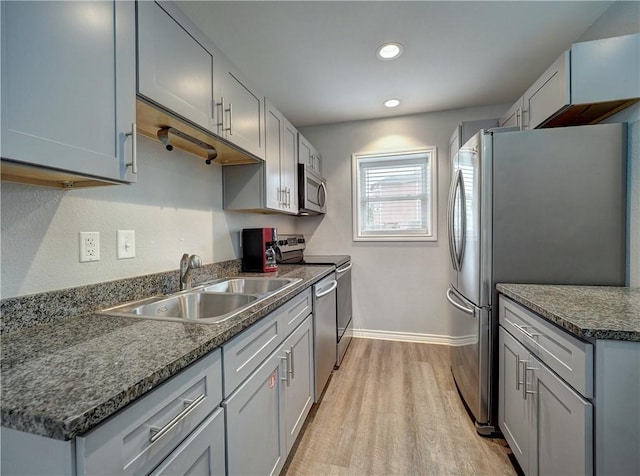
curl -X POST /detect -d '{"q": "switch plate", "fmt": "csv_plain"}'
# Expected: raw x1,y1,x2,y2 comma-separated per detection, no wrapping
80,232,100,262
117,230,135,259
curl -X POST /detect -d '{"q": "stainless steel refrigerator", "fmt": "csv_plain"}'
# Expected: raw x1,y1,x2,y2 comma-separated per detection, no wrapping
447,123,627,435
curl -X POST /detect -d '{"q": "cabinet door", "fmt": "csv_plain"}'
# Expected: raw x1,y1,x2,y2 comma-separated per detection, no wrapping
218,67,264,159
283,118,299,212
298,133,322,175
499,97,525,129
529,357,593,476
523,51,570,129
150,407,226,476
265,101,285,211
137,1,214,132
224,352,286,476
498,327,531,472
283,316,314,453
1,1,136,183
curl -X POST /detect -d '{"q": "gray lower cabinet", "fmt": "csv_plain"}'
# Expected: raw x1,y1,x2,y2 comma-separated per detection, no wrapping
224,315,314,476
137,0,215,132
1,349,225,476
150,407,226,476
282,315,314,454
76,349,225,476
499,327,592,475
1,0,136,187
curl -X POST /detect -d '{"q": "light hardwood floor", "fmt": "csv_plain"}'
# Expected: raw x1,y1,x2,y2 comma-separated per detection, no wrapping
284,338,517,476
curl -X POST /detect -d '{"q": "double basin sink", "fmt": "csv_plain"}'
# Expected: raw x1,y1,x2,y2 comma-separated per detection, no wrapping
99,277,301,324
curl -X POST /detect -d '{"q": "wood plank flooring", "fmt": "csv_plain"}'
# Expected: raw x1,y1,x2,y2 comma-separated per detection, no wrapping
284,338,517,476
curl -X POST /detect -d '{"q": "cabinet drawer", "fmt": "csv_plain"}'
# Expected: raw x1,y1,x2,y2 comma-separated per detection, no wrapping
150,407,226,476
223,310,284,397
281,289,312,335
76,349,223,476
499,296,593,397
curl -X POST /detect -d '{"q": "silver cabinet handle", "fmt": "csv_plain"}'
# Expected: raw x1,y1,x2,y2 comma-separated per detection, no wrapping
522,362,536,400
149,393,206,443
226,102,233,134
515,354,522,390
289,345,295,379
315,279,338,298
446,288,474,316
287,188,291,208
216,97,225,131
337,262,352,274
125,123,137,174
280,351,291,386
514,323,541,340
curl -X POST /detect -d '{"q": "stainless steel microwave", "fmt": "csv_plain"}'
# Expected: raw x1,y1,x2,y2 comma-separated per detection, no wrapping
298,164,326,215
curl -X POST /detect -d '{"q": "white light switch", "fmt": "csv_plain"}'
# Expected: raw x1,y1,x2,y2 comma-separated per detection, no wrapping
117,230,136,259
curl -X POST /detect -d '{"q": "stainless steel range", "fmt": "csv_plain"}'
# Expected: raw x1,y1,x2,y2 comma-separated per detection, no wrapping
276,235,353,367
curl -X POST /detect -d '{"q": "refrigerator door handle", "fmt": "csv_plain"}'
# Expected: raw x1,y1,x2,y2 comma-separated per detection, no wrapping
456,171,467,270
446,288,475,316
447,170,460,271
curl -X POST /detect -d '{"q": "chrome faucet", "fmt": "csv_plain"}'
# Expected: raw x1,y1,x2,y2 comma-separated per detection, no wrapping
180,253,203,290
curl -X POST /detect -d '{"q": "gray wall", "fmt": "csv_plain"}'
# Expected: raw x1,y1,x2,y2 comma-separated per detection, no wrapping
0,136,298,298
298,104,509,342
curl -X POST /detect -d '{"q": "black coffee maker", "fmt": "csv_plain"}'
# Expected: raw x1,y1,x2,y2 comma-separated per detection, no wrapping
241,228,278,272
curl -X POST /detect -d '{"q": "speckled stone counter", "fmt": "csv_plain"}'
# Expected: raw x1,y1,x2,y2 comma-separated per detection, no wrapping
1,264,333,441
497,284,640,342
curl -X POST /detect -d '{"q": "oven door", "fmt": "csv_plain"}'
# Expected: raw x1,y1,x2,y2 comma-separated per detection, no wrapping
298,164,326,215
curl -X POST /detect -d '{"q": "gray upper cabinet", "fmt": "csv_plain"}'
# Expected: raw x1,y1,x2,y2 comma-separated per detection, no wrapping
298,133,322,175
215,55,265,160
498,97,525,129
222,100,298,214
137,1,215,132
522,51,570,130
501,33,640,130
449,118,499,161
0,0,136,188
265,100,298,213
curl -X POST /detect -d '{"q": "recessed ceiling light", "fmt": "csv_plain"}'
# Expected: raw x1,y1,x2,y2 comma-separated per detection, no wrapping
384,99,400,108
377,42,403,60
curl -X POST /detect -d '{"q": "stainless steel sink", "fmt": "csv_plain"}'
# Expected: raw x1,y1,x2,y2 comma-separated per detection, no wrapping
99,292,259,323
200,277,299,296
98,277,302,324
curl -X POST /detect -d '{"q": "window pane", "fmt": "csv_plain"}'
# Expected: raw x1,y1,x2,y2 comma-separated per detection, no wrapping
354,149,436,241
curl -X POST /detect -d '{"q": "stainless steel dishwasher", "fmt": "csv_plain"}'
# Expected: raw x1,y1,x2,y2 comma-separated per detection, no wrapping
313,272,337,402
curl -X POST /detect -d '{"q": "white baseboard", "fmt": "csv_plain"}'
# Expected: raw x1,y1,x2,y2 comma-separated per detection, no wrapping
352,328,477,346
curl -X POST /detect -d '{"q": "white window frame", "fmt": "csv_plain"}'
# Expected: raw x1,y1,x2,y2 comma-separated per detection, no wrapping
352,147,437,242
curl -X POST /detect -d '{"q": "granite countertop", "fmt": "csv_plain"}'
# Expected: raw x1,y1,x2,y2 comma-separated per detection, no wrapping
0,264,333,441
497,284,640,342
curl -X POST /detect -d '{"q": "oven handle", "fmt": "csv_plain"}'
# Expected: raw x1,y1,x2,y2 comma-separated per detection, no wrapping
315,279,338,298
336,262,352,274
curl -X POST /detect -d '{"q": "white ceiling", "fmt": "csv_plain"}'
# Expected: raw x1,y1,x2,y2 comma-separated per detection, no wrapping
176,1,613,127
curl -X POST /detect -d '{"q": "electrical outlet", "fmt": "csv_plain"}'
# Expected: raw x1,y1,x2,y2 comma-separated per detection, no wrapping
117,230,136,259
79,232,100,262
